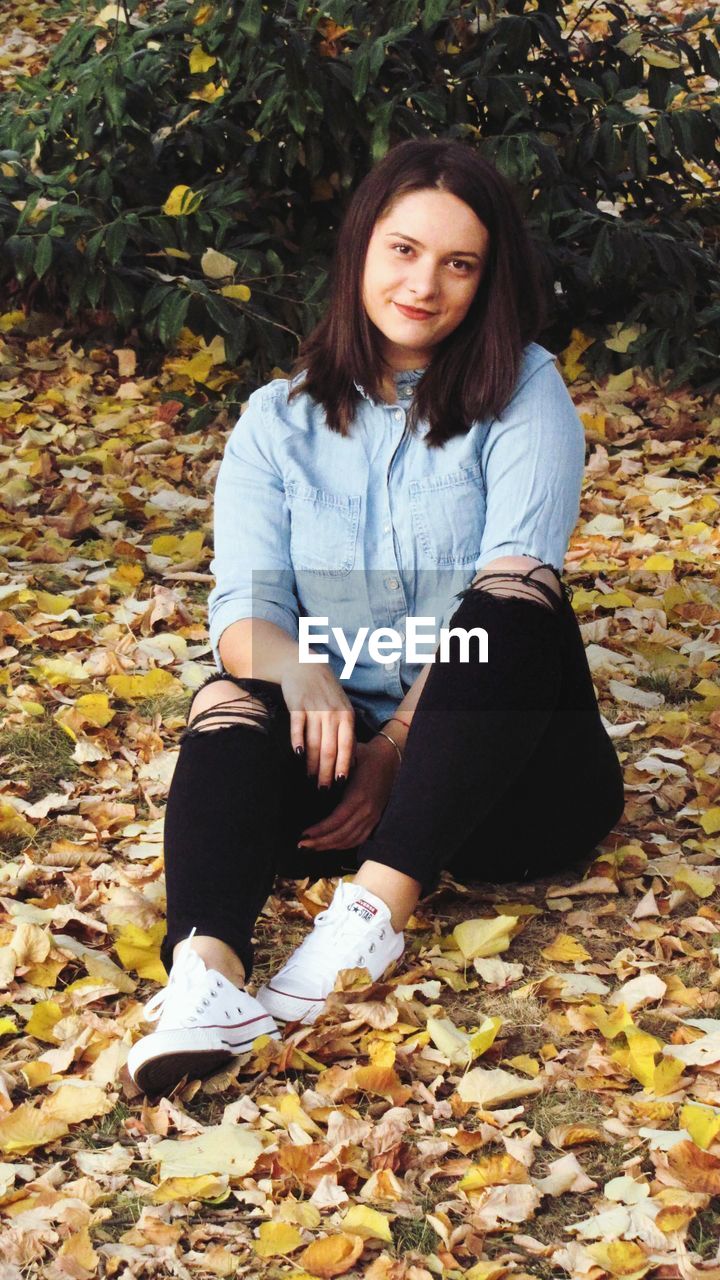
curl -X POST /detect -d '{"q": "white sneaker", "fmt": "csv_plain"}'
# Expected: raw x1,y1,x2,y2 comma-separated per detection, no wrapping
127,931,280,1095
256,882,405,1025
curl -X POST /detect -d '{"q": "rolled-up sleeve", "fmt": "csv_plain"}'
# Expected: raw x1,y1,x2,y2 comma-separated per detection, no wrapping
475,355,586,574
207,386,299,672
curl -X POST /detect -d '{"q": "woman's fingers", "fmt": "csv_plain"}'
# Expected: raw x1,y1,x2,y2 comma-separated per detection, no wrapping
335,717,356,781
289,709,306,757
304,715,323,780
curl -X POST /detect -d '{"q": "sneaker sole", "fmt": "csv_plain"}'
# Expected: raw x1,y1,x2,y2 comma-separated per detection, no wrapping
132,1046,237,1097
128,1023,281,1095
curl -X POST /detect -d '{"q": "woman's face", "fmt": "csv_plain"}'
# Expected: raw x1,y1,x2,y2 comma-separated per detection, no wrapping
361,188,490,373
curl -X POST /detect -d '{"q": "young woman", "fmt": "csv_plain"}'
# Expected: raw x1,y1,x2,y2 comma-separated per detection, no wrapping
128,139,625,1096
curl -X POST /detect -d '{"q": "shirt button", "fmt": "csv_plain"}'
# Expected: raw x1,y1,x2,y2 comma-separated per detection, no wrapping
386,577,399,590
393,409,403,422
383,522,391,534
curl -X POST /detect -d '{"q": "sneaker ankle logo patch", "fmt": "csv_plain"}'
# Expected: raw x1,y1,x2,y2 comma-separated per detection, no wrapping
348,898,378,922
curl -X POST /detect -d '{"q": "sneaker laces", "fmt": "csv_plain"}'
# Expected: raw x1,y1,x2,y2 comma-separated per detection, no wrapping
288,887,390,979
143,929,224,1027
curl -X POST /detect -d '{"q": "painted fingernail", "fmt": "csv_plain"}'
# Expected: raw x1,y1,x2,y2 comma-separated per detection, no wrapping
335,774,346,783
318,783,330,791
295,746,304,756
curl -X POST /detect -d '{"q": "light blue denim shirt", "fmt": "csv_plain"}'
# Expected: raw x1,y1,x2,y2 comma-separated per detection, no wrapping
208,341,585,732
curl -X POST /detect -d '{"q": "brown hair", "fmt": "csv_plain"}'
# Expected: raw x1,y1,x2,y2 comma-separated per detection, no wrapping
287,137,547,449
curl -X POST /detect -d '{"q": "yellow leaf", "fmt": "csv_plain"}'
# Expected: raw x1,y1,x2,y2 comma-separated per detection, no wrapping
298,1233,364,1278
368,1039,396,1069
153,1174,229,1203
457,1066,542,1107
253,1221,304,1258
643,554,675,571
459,1153,529,1190
656,1203,696,1233
164,349,215,383
20,1061,55,1088
201,248,237,278
114,922,166,982
43,1083,114,1125
189,45,217,73
699,807,720,836
463,1264,509,1280
152,534,181,556
605,324,643,354
504,1054,540,1077
0,1103,67,1155
189,81,225,102
151,1125,263,1179
23,959,65,988
57,1226,98,1272
469,1016,503,1059
0,310,25,332
74,692,115,727
559,328,593,382
109,562,144,590
652,1055,685,1097
586,1003,634,1039
680,1104,720,1150
25,999,63,1043
586,1239,651,1278
541,933,591,963
453,915,518,959
220,284,252,301
33,590,74,614
106,669,183,701
0,802,34,839
673,865,716,898
193,3,214,23
31,656,89,685
0,1017,18,1036
162,184,203,216
339,1205,393,1243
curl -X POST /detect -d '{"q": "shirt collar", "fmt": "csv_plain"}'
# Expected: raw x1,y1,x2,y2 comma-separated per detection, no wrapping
354,366,426,403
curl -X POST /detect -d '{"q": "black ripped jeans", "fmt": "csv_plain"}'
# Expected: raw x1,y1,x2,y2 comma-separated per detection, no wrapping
160,567,625,979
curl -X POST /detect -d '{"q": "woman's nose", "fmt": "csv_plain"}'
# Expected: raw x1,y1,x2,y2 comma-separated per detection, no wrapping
408,268,440,300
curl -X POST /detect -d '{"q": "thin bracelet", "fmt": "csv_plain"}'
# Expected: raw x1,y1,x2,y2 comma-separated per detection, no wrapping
376,729,403,764
386,715,411,730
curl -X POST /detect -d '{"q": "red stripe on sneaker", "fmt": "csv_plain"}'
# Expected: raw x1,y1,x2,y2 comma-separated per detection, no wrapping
265,984,321,1003
202,1013,275,1031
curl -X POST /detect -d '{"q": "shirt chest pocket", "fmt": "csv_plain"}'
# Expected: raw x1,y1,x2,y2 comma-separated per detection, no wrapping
286,481,361,575
409,460,486,567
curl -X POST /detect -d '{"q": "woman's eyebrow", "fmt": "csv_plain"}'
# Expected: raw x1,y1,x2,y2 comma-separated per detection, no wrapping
385,231,482,259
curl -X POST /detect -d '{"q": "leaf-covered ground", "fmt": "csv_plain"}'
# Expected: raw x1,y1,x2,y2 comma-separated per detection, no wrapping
1,303,720,1280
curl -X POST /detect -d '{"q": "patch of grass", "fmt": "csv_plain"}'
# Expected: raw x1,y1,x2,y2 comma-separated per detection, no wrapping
93,1191,147,1242
134,692,192,722
78,1102,132,1146
0,717,78,801
634,672,697,705
687,1204,720,1261
391,1214,440,1258
528,1088,606,1141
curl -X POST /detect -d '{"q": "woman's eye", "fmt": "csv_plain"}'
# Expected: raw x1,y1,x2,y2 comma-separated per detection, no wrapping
392,243,412,255
451,259,473,272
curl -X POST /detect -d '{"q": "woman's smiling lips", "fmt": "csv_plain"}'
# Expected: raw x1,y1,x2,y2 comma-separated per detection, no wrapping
393,301,436,320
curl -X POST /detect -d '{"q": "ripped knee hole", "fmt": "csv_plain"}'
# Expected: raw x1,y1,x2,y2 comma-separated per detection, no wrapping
183,694,275,739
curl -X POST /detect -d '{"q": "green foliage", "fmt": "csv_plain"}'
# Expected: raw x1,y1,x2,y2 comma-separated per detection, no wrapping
0,0,718,392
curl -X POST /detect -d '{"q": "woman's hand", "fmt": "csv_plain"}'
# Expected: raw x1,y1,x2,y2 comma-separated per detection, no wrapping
297,736,400,851
281,664,357,787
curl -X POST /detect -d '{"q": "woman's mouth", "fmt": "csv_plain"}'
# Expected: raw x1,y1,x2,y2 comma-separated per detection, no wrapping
394,302,436,320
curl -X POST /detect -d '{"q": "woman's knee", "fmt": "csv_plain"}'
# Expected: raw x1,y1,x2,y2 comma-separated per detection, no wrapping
184,676,282,737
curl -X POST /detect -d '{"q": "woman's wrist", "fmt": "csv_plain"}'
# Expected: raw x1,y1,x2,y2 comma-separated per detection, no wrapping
370,731,403,771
